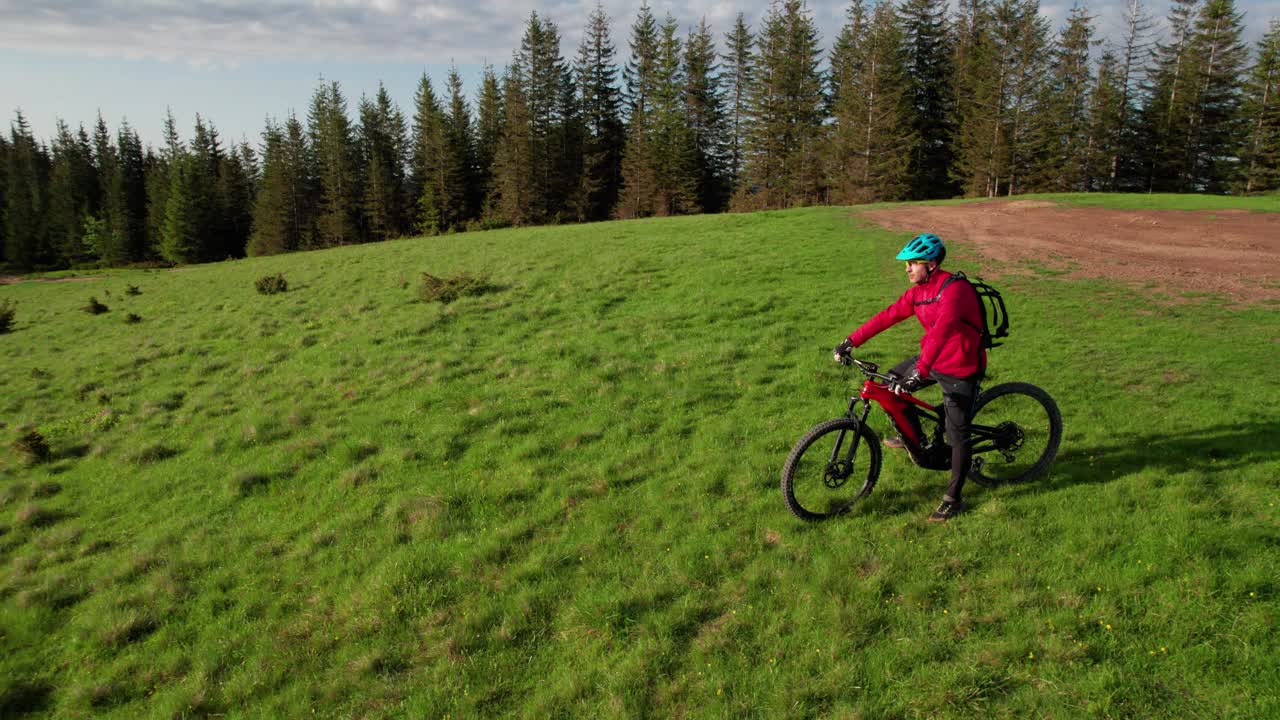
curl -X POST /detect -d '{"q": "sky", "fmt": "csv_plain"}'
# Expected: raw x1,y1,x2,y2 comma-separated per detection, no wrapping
2,0,1278,150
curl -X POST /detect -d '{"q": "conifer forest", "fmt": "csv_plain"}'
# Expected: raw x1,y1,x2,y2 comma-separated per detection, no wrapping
3,0,1279,271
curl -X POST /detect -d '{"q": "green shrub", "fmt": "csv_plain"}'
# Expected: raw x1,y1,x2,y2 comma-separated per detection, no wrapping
0,299,15,333
125,284,141,296
13,430,51,465
419,272,498,304
255,274,289,295
124,313,142,324
82,297,109,315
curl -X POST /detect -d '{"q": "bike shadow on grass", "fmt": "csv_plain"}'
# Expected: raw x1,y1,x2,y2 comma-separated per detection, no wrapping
999,420,1280,499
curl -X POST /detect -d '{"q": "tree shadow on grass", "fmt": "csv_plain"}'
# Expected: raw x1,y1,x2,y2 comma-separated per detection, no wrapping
1002,420,1280,498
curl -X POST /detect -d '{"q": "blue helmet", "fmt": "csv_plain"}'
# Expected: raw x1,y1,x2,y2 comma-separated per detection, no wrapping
896,233,945,262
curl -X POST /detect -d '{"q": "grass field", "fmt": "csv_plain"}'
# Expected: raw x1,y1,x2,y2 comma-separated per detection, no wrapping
1,195,1277,718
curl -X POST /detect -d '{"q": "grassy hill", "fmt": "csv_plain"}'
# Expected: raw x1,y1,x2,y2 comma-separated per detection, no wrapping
1,197,1277,717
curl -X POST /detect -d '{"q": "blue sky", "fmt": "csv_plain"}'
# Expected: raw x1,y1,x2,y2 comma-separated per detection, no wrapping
2,0,1277,150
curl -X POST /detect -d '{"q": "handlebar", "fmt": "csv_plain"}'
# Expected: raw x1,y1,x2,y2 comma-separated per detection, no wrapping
837,354,895,384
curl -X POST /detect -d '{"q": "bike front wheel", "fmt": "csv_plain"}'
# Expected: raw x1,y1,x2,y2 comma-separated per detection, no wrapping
968,382,1062,486
781,418,882,521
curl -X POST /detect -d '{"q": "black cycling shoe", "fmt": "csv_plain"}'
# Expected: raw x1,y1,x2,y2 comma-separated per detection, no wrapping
927,499,966,523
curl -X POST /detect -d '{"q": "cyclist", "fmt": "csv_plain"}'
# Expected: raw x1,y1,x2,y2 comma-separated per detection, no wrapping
833,233,986,522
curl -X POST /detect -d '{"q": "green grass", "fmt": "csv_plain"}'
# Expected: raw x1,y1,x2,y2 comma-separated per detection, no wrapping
1,195,1277,718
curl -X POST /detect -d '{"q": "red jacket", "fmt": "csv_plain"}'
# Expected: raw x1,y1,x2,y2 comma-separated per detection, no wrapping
848,270,986,378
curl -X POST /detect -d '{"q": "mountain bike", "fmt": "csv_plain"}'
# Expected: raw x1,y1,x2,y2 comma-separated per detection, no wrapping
781,356,1062,521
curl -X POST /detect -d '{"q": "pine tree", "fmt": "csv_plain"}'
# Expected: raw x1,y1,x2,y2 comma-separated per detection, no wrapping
0,134,7,265
474,66,504,222
1142,0,1203,191
575,2,625,221
5,111,51,270
1033,4,1096,192
359,83,409,240
144,109,182,256
685,17,731,213
160,152,200,263
1104,0,1155,189
411,73,450,233
100,120,148,264
1088,50,1127,190
738,0,826,209
828,0,915,203
722,14,755,196
48,120,98,265
618,2,662,218
951,0,1049,196
309,80,360,245
900,0,958,198
491,64,535,224
1240,20,1280,193
445,68,478,225
651,13,700,215
188,115,228,261
218,139,256,258
518,12,575,222
248,114,314,255
1184,0,1249,191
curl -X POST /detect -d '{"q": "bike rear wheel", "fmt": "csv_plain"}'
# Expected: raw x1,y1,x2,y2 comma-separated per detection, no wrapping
968,382,1062,486
781,418,882,521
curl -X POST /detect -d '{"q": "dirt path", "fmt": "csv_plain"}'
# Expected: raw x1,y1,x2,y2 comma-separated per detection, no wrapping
860,200,1280,303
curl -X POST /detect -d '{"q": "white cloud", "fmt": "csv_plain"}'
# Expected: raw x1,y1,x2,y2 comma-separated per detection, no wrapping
0,0,1275,68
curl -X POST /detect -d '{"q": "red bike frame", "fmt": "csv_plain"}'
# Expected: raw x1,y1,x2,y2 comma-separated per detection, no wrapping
859,381,937,447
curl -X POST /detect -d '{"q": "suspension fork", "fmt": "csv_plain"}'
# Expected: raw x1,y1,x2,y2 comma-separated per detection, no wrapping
829,398,872,466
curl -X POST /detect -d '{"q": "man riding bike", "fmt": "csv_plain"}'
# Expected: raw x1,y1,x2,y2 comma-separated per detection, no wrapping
833,233,985,522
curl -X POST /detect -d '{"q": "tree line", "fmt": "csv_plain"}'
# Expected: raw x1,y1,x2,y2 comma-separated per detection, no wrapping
3,0,1279,271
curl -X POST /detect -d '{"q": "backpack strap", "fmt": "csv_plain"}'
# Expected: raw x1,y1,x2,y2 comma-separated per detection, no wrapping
914,272,984,335
912,272,964,307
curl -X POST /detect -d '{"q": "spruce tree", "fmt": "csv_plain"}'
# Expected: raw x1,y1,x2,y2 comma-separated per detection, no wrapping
411,73,450,233
5,111,51,270
900,0,958,198
1240,20,1280,193
722,13,755,195
309,80,360,245
618,2,662,218
651,13,699,215
100,120,148,264
575,3,625,221
48,120,98,265
1034,4,1097,192
445,68,478,225
685,17,731,213
1104,0,1155,189
491,64,535,224
359,83,409,240
160,153,200,263
518,12,575,222
739,0,826,209
1088,50,1127,190
1142,0,1203,191
218,139,256,258
248,114,314,255
474,66,504,222
1184,0,1248,191
144,109,182,256
829,0,915,203
248,122,291,256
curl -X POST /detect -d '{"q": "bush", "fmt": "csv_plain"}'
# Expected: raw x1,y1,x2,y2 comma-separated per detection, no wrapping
82,297,109,315
125,284,141,296
419,272,498,304
124,313,142,324
13,430,51,465
0,299,15,333
255,273,288,295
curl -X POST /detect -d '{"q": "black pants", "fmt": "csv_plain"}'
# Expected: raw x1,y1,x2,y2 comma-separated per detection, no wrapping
890,356,983,502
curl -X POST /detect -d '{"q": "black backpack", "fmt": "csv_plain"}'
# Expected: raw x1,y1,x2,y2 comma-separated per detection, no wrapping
914,272,1009,349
